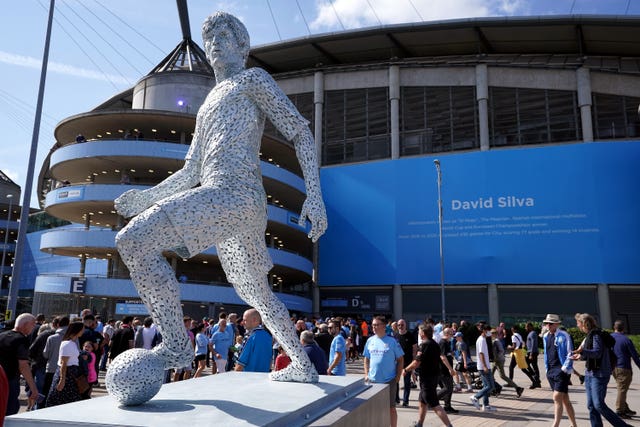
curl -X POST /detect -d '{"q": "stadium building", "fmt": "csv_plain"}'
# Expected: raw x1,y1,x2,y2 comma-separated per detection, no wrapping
30,15,640,329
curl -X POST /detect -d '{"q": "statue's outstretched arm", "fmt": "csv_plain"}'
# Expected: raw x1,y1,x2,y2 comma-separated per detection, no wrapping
115,158,200,218
292,128,327,242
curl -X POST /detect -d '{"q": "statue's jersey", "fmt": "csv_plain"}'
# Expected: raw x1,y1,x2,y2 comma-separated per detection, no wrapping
156,67,308,277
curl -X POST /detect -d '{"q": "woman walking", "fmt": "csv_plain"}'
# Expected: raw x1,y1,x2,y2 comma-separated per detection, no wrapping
46,321,85,407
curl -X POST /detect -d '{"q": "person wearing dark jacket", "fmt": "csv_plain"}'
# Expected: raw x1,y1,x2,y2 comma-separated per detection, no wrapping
571,313,632,427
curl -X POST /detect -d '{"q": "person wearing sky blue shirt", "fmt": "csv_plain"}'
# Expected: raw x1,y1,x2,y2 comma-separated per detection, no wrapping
235,309,272,373
364,316,404,427
327,321,346,376
210,319,233,374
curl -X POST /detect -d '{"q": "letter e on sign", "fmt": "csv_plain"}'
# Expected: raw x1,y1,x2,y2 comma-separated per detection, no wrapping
70,277,86,294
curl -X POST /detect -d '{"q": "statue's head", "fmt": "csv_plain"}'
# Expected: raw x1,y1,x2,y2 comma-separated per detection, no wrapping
202,11,250,66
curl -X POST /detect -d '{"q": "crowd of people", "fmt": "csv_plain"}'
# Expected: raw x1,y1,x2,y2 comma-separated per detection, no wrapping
0,309,639,427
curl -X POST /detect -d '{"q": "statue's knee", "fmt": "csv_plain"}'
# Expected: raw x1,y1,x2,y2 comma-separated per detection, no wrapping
115,227,135,252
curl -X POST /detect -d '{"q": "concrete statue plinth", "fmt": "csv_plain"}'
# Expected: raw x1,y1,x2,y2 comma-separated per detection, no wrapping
5,374,390,427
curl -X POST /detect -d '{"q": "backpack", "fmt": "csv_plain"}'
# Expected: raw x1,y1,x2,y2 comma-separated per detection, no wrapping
600,330,617,371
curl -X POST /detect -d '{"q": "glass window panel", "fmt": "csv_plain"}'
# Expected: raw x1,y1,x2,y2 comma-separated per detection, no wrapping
593,93,625,139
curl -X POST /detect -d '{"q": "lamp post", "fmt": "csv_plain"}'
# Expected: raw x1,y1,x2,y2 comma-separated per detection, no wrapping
433,159,446,322
1,194,13,289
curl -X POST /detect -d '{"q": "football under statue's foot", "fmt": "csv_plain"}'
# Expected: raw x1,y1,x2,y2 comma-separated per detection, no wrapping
269,363,319,383
105,342,193,406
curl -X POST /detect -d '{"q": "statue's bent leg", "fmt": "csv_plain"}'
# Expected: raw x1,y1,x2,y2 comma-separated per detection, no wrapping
218,235,318,383
235,276,318,382
115,205,192,369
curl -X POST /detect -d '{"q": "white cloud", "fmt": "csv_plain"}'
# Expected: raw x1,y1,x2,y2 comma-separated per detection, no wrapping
0,50,133,85
310,0,528,30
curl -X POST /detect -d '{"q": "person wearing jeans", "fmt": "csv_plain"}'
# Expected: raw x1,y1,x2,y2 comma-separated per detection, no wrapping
470,324,496,412
572,313,632,427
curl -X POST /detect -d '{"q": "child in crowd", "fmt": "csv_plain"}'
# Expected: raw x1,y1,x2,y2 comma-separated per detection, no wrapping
79,341,97,398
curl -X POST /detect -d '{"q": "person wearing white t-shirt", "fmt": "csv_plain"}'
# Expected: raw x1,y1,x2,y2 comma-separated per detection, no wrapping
46,322,85,407
470,324,497,412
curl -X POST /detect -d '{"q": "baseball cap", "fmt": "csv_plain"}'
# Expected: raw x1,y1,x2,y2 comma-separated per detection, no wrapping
454,332,463,337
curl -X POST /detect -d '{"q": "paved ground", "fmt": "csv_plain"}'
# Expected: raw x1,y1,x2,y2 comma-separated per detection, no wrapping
17,356,640,426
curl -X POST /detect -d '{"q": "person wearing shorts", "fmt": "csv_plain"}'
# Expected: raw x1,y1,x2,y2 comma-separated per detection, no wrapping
542,314,577,427
364,317,404,427
403,324,453,427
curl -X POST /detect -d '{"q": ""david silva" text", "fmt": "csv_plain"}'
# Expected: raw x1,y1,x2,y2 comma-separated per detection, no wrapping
451,196,535,210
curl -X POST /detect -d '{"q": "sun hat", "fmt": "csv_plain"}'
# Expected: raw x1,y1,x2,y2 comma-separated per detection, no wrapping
542,314,562,324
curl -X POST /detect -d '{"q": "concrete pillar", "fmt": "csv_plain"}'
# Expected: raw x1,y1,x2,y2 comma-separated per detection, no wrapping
577,67,594,142
597,283,612,329
476,64,490,151
314,71,324,165
487,283,499,326
389,65,400,159
79,254,87,277
393,284,402,320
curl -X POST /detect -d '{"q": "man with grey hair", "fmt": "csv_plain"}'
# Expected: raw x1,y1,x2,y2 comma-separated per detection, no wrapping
315,323,332,362
300,330,328,375
0,313,40,415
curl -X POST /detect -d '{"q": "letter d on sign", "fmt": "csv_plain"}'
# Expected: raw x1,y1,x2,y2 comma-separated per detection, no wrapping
70,277,86,294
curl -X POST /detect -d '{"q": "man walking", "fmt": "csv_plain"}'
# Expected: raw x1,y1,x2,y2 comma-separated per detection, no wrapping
611,320,640,419
395,319,416,406
0,313,40,415
470,323,496,412
327,320,346,376
403,324,453,427
542,314,577,427
364,316,404,427
526,322,542,388
491,329,524,397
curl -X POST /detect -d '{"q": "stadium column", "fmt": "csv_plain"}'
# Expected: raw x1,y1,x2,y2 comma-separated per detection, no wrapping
389,65,400,160
393,284,402,320
576,67,594,142
475,64,489,151
487,283,499,327
596,283,612,329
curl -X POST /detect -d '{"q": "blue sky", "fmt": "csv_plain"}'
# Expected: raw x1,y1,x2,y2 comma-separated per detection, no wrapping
0,0,637,207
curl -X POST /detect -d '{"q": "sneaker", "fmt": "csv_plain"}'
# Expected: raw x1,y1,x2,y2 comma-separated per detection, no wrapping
444,406,459,414
482,405,497,412
409,422,423,427
469,396,481,410
625,408,637,416
453,385,462,392
466,387,474,393
402,402,409,407
516,386,524,398
617,411,632,419
410,381,418,389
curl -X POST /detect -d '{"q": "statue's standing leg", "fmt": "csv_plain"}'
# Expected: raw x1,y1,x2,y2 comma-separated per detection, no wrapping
219,235,318,383
115,205,193,368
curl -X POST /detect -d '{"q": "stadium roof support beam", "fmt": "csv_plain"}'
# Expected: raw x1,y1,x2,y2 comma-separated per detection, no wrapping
474,26,493,55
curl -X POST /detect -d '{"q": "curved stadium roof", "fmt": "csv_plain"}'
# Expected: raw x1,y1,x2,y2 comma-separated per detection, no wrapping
247,15,640,74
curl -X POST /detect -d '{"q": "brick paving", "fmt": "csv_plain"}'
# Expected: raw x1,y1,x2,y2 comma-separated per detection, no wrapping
16,356,640,426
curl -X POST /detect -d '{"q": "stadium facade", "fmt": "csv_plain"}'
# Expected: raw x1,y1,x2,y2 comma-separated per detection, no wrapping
29,15,640,330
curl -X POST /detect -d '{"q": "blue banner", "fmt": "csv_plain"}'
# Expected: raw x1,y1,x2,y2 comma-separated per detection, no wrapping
318,141,640,285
